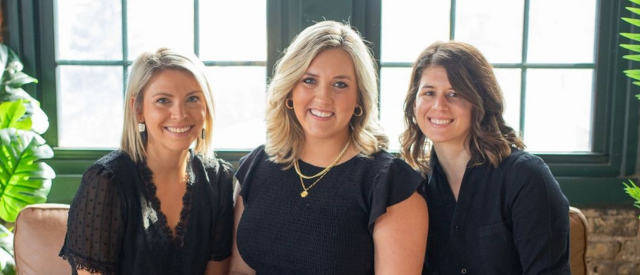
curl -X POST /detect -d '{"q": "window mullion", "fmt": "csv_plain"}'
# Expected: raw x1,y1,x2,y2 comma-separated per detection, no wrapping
519,0,531,139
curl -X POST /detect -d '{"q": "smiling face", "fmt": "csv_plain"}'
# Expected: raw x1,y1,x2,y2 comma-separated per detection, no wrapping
414,65,473,149
137,69,206,156
291,48,359,142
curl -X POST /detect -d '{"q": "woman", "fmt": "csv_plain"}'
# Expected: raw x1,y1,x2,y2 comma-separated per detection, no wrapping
229,21,428,275
401,41,571,274
59,48,234,275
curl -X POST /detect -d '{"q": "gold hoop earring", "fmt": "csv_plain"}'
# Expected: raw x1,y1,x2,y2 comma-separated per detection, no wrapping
354,105,363,117
286,97,294,109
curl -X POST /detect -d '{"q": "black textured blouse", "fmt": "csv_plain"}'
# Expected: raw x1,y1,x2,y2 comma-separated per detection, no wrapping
235,145,423,275
59,150,234,275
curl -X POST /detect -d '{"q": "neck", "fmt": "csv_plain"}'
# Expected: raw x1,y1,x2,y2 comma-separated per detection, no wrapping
144,147,190,185
433,143,471,176
300,134,352,167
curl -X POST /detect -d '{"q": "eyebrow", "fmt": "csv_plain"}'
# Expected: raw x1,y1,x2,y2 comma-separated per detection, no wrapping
150,90,202,97
303,72,354,81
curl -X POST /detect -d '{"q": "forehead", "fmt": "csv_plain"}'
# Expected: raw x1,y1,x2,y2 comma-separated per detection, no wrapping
144,69,202,94
306,48,356,75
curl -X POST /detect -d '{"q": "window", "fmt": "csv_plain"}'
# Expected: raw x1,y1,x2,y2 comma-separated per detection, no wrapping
54,0,267,149
380,0,596,152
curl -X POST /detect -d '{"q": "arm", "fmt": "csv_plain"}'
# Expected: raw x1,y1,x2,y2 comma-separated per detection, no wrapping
204,258,229,275
373,192,429,275
228,183,256,275
510,158,570,274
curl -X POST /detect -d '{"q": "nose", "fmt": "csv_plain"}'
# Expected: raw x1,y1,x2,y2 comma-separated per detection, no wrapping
433,94,448,110
171,102,187,120
314,83,332,103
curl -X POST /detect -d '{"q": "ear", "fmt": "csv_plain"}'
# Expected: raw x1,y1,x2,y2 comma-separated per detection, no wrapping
131,96,143,122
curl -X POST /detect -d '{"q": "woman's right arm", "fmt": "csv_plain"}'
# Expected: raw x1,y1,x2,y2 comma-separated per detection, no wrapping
228,182,256,275
60,165,124,275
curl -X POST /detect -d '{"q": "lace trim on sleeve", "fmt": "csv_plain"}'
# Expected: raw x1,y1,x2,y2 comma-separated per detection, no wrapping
61,248,119,275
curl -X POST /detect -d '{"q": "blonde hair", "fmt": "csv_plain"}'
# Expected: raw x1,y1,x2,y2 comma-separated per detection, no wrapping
401,41,524,176
120,48,216,162
265,20,388,167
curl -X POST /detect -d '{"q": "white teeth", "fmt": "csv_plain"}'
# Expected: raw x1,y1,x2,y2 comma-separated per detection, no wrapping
430,118,452,125
167,126,191,133
310,109,333,118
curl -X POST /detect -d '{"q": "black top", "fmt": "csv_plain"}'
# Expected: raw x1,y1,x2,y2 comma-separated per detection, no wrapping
59,150,234,275
235,145,423,275
423,149,570,275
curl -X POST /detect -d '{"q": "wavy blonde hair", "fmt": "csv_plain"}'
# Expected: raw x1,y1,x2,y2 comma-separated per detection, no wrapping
121,48,216,162
401,41,525,176
265,20,388,167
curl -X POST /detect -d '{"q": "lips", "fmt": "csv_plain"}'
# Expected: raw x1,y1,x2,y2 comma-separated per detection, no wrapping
166,126,192,133
430,118,452,125
310,108,334,118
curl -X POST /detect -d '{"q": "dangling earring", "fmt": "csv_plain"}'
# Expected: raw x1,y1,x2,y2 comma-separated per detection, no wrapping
201,128,206,139
138,122,147,144
285,97,294,109
354,105,363,117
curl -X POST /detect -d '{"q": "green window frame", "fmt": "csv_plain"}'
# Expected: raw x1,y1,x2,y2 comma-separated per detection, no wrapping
5,0,638,206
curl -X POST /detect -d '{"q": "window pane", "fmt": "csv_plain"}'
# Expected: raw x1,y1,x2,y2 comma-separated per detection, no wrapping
199,1,266,61
381,0,450,62
380,67,413,151
127,0,194,59
58,66,123,148
527,0,596,63
493,68,521,132
55,0,122,60
204,66,266,150
455,0,524,63
524,69,593,152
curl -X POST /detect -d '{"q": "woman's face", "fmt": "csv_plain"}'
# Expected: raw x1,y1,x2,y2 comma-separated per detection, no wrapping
414,65,473,149
137,69,207,156
291,48,359,143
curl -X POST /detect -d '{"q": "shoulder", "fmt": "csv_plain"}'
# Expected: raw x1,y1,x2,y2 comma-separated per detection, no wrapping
364,150,423,182
239,145,266,167
197,155,235,181
500,149,549,175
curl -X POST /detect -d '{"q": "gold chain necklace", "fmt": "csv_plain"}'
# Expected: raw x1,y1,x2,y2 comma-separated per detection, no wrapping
295,139,351,198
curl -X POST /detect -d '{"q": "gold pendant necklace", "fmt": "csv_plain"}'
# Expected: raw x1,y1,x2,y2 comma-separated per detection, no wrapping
296,140,351,198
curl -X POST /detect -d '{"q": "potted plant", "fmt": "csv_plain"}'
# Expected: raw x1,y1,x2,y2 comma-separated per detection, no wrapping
0,43,56,274
621,0,640,213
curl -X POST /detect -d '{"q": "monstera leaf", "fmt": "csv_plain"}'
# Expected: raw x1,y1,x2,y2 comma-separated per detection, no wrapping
0,128,54,222
0,225,14,275
0,101,32,131
0,44,47,135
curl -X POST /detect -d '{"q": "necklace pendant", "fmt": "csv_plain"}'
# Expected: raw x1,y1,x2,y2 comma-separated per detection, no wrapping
300,190,309,198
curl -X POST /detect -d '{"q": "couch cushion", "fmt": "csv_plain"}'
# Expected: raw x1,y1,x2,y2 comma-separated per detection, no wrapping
569,206,588,275
14,203,71,275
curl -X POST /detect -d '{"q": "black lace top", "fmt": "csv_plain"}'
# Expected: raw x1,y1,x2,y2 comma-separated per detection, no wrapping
59,150,234,275
235,145,423,275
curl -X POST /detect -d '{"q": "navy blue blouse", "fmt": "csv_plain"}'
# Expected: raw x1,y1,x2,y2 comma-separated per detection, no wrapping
423,149,571,275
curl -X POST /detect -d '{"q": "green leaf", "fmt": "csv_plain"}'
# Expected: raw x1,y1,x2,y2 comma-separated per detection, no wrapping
627,7,640,16
3,72,37,88
629,0,640,6
622,17,640,28
0,101,32,131
636,94,640,100
622,54,640,61
621,33,640,42
620,44,640,53
0,129,54,222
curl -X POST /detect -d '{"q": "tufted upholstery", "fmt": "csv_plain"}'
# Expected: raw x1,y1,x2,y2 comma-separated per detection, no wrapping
14,203,71,275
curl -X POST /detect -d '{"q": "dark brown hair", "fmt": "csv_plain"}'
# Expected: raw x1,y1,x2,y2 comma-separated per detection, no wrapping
400,41,524,175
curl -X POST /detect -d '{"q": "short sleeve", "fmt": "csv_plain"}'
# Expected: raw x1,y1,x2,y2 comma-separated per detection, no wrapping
208,159,235,261
59,164,125,275
235,145,266,204
367,157,424,233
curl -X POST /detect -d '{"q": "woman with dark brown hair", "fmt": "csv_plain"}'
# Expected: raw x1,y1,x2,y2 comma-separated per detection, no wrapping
401,41,570,274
